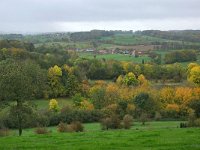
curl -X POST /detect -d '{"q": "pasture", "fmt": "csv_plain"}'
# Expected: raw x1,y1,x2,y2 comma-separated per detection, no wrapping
0,121,200,150
79,52,151,63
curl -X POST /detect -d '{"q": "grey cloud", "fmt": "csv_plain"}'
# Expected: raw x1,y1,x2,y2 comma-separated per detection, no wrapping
0,0,200,32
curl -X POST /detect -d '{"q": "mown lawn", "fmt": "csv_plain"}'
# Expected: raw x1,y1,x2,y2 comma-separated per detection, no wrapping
1,121,200,150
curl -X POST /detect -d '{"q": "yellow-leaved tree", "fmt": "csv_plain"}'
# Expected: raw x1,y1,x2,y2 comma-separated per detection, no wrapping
188,64,200,86
49,99,59,112
138,74,149,87
48,65,64,97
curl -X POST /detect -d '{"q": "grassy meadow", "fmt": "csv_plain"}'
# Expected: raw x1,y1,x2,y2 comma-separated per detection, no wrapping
34,98,73,110
79,52,151,63
0,121,200,150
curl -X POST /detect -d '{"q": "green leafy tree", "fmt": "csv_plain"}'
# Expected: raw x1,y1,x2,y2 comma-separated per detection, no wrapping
0,60,46,136
134,92,156,116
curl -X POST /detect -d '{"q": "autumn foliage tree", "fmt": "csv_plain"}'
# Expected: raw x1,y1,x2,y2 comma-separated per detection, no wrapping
48,65,64,97
187,63,200,86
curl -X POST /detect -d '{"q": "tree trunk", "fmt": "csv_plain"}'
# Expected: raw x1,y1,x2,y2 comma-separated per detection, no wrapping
17,100,23,136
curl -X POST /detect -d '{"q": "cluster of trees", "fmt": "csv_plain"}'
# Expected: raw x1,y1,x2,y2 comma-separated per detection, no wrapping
70,30,115,42
70,30,132,42
1,39,200,136
0,34,23,40
0,40,34,52
0,33,70,43
0,40,79,69
76,78,200,121
0,58,200,135
75,59,185,82
164,50,197,64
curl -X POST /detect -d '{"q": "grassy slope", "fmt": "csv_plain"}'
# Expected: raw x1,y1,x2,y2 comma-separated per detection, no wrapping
1,121,200,150
79,52,151,63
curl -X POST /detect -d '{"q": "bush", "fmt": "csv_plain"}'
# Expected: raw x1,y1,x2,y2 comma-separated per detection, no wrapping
0,128,10,137
57,122,68,132
57,122,74,133
35,112,49,127
140,113,148,125
188,111,196,127
101,115,121,130
35,127,49,134
101,117,112,130
187,111,200,127
70,121,84,132
123,114,133,129
57,121,84,132
180,122,187,128
56,109,103,126
194,118,200,127
154,112,162,121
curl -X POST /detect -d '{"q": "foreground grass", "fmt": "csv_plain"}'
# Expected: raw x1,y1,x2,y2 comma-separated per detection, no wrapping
1,121,200,150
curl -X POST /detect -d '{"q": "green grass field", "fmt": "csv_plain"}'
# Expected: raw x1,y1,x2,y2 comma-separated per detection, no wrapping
1,121,200,150
79,52,151,63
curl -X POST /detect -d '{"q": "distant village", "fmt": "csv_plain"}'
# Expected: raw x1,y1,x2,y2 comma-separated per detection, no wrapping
76,45,160,57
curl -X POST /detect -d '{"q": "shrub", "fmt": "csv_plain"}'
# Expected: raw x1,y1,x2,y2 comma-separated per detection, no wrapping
36,113,49,127
123,114,133,129
188,111,196,127
102,104,118,117
180,122,187,128
165,104,179,119
58,109,103,125
57,121,83,132
57,122,68,132
57,122,75,133
35,127,49,134
70,121,84,132
101,117,112,130
154,112,162,121
126,104,135,115
140,113,148,125
194,118,200,127
72,93,84,107
0,128,10,137
60,105,73,114
189,99,200,117
101,115,121,130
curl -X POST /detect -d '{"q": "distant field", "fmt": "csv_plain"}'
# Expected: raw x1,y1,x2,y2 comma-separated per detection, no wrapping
34,41,91,49
1,121,200,150
100,35,179,45
79,52,151,63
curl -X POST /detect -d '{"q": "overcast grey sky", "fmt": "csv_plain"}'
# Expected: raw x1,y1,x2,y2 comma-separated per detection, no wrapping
0,0,200,33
